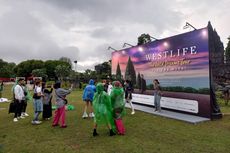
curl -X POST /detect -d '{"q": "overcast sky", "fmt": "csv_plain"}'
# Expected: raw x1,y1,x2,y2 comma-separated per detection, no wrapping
0,0,229,72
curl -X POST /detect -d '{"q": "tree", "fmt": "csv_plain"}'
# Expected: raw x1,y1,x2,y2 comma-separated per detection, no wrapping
225,36,230,63
55,65,71,81
116,63,122,80
32,68,48,80
0,59,16,78
14,60,44,77
137,33,151,45
44,60,71,79
125,56,136,85
59,57,72,69
95,61,111,80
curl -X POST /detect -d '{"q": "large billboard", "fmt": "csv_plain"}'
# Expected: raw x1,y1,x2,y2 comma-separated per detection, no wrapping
112,27,214,118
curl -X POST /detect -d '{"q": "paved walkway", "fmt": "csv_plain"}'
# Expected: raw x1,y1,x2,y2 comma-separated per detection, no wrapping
126,103,210,124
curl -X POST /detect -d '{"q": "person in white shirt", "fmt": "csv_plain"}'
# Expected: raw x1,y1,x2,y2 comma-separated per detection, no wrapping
13,78,26,122
107,81,113,95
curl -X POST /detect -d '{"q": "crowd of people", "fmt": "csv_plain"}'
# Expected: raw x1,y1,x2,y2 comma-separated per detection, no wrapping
7,77,162,136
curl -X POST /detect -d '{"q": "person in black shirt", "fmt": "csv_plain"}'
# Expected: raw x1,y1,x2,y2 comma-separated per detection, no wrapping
124,79,135,115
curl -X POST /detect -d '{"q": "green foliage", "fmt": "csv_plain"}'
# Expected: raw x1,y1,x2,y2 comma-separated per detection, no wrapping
59,57,72,69
125,56,136,85
14,59,44,77
95,61,111,80
45,81,55,86
31,68,48,79
0,59,16,78
44,60,71,79
137,33,151,45
55,65,71,81
61,81,71,89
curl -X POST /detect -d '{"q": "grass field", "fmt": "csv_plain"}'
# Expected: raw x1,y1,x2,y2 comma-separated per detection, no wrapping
1,85,230,153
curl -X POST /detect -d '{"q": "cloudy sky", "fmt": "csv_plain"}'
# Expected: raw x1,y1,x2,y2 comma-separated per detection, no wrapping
0,0,229,72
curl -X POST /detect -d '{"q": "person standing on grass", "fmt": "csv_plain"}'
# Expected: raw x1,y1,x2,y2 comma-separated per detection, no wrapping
153,79,162,112
222,85,229,105
107,81,113,95
52,82,73,128
0,80,3,101
21,80,30,117
92,83,116,137
13,78,26,122
42,85,53,120
110,81,126,135
82,79,96,118
124,79,135,115
32,80,43,124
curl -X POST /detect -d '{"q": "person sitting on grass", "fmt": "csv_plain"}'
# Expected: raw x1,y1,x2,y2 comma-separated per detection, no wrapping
92,83,116,137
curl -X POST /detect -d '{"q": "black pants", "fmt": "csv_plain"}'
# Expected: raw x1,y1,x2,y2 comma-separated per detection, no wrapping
14,100,23,118
21,100,27,113
125,91,132,100
43,102,52,119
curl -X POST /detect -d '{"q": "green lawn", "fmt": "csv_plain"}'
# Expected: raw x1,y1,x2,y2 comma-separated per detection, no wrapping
1,85,230,153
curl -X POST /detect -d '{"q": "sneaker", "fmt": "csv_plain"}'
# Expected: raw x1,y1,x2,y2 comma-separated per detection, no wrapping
91,112,95,117
89,112,95,118
35,121,42,124
131,111,135,115
13,118,18,122
24,113,29,117
82,112,88,119
20,116,25,119
31,120,36,124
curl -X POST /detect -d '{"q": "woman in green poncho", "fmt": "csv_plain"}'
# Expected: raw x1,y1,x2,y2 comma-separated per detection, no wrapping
110,81,126,135
92,83,116,136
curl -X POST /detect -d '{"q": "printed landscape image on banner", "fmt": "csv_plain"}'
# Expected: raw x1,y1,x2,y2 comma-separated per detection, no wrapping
112,27,211,118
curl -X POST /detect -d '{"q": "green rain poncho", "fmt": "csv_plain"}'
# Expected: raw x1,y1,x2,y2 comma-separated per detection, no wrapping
110,84,126,119
93,83,116,130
